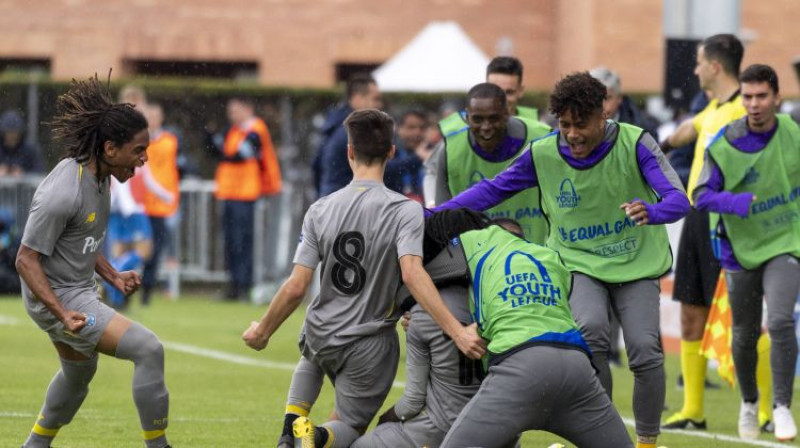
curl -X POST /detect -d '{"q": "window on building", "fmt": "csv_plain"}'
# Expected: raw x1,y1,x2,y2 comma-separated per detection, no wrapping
335,63,381,83
0,58,51,77
125,59,259,81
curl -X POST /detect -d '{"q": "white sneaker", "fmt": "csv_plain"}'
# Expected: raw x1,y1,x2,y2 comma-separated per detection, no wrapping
774,405,797,442
739,401,760,440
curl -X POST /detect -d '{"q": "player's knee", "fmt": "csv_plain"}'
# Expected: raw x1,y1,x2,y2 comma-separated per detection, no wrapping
732,330,759,351
140,332,164,368
679,306,707,340
626,340,663,372
576,323,610,349
60,356,98,390
116,323,164,367
766,313,796,335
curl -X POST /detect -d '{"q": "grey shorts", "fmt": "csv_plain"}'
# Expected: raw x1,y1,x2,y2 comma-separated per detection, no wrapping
441,345,633,448
310,329,400,428
352,410,444,448
24,287,116,357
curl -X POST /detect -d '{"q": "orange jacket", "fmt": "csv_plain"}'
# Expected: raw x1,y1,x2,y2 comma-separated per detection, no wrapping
258,119,282,196
215,119,262,201
144,130,180,217
215,118,282,200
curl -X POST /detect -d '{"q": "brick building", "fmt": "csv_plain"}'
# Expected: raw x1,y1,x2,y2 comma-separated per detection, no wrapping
0,0,797,94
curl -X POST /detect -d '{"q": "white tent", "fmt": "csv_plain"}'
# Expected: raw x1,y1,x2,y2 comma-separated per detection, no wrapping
373,21,490,93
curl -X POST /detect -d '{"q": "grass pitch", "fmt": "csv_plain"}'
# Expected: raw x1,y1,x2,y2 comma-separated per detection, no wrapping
0,295,797,447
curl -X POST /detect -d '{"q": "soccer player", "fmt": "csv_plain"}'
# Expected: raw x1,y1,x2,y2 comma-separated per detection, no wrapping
433,72,690,448
16,75,170,448
352,210,505,448
661,34,773,431
693,64,800,441
438,56,541,137
415,210,632,448
425,83,551,243
242,109,485,448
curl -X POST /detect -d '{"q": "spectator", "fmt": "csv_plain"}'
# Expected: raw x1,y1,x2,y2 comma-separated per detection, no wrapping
312,74,382,198
0,208,20,294
105,170,154,309
212,98,279,300
384,110,427,199
0,110,45,176
140,104,180,305
118,84,147,109
590,67,661,140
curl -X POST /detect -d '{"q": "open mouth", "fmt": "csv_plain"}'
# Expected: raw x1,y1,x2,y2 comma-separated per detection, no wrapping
570,142,587,152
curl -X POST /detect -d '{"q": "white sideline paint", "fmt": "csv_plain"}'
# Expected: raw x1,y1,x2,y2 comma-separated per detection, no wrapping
0,411,252,423
0,315,19,325
621,418,790,448
0,315,792,446
163,341,408,389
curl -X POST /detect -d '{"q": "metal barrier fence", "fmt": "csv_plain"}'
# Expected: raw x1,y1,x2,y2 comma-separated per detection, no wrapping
0,174,305,295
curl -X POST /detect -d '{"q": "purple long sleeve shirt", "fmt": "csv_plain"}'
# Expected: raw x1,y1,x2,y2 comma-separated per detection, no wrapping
433,121,689,225
693,117,777,271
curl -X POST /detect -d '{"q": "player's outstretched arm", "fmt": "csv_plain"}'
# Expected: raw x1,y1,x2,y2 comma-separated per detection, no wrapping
16,244,86,333
243,264,314,351
399,254,485,360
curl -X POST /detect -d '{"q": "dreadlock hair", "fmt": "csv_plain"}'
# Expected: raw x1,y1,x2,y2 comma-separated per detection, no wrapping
548,72,606,123
423,208,492,262
51,73,147,164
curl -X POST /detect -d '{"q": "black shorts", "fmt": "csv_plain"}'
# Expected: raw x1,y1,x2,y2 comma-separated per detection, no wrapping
673,208,721,306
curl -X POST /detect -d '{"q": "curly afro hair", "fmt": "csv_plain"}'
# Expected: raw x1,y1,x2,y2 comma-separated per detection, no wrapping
548,72,606,122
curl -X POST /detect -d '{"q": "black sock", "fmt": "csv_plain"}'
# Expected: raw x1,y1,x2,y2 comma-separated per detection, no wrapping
315,426,329,447
283,413,299,437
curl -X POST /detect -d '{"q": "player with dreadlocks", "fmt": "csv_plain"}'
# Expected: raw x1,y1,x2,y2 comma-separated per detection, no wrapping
432,72,690,448
16,74,171,448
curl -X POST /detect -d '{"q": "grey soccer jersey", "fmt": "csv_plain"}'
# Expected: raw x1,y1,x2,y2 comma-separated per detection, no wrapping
20,159,110,302
294,180,424,358
394,285,481,433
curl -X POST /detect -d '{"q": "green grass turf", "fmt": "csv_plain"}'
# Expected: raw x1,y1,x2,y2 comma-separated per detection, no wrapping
0,294,797,447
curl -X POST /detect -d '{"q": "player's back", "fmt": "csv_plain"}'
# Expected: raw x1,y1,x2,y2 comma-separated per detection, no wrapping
300,179,423,357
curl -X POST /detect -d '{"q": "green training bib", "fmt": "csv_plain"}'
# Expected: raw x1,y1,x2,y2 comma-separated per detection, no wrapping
708,114,800,269
445,117,552,243
533,122,672,282
460,225,585,356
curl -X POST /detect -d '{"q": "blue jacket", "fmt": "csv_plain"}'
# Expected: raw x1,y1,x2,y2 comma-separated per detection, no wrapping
384,139,423,196
313,104,353,198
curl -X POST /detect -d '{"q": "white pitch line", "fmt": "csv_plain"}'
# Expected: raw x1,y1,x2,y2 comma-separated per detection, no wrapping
0,411,253,423
163,340,407,389
0,412,35,418
622,418,792,448
0,315,19,325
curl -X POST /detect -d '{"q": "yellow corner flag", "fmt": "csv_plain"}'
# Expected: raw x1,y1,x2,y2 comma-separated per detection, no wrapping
700,269,736,387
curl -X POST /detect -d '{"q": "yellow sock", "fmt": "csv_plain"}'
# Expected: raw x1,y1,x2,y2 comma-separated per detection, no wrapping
322,426,334,448
636,435,657,448
756,333,772,424
285,403,311,417
680,339,706,419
